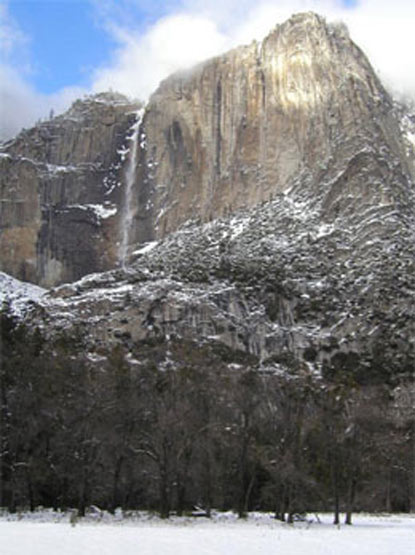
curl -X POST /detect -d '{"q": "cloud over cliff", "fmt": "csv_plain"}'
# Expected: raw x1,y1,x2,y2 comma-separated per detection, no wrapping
1,0,415,141
90,0,415,102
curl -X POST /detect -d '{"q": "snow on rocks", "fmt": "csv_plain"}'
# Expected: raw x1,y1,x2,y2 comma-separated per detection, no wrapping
0,272,46,317
132,241,158,256
64,203,117,219
84,204,118,220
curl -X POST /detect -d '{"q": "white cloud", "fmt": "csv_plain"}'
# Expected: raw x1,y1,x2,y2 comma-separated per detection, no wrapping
0,65,41,140
91,1,342,100
0,0,26,56
340,1,415,99
90,0,415,104
0,63,86,141
92,13,230,99
0,1,86,140
1,0,415,141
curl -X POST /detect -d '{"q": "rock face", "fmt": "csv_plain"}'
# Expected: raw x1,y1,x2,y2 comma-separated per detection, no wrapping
0,92,140,287
131,12,412,242
2,12,415,380
27,171,415,381
3,13,413,287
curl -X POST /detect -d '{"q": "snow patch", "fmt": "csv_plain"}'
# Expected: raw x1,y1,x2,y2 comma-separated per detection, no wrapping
87,352,107,363
314,223,334,239
228,217,248,239
133,241,158,255
46,163,77,174
0,272,46,317
64,204,117,219
117,146,130,162
0,513,414,555
86,204,118,219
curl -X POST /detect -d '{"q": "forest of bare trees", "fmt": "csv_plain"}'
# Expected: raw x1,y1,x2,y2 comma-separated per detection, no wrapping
1,304,414,522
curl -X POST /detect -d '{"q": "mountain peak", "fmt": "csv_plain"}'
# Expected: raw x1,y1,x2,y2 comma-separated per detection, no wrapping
65,91,138,118
0,12,412,288
139,10,399,241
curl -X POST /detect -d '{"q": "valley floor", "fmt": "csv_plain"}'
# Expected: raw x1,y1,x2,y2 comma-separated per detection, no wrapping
1,512,414,554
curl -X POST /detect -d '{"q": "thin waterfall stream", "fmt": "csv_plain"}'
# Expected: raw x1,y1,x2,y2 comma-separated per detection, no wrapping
119,108,144,268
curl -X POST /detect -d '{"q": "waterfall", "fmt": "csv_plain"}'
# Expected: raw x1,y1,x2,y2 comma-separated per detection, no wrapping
119,108,144,268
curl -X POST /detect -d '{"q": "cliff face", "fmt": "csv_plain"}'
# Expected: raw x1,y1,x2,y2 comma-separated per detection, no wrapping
132,13,411,243
2,12,415,382
2,13,415,518
22,158,415,380
0,93,140,287
1,12,414,294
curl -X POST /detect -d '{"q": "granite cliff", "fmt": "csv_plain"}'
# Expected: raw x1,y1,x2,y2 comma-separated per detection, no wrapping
0,92,141,286
2,12,414,287
137,13,412,241
2,11,415,518
1,12,415,380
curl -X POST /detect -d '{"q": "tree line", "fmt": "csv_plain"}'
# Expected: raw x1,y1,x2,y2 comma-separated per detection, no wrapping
1,304,414,522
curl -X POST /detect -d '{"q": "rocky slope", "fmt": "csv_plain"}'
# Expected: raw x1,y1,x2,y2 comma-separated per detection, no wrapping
2,12,415,381
23,170,415,381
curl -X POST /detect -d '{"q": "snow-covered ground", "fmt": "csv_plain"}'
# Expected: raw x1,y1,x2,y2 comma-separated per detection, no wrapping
1,512,414,555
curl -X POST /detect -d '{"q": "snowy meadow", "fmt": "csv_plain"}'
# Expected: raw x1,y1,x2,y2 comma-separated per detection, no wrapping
1,512,414,555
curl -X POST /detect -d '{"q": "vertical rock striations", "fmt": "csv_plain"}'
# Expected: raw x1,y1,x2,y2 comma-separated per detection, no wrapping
1,13,414,286
135,12,411,243
2,12,415,380
0,93,140,286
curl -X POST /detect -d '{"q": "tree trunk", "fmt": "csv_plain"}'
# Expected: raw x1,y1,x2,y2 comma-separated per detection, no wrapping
78,471,89,517
345,475,356,525
237,463,247,517
243,470,256,515
385,468,392,513
78,489,87,517
61,476,70,510
203,450,212,518
176,481,186,517
286,483,294,524
274,483,287,521
411,420,415,513
159,465,170,518
27,469,35,512
0,390,12,509
331,462,340,525
333,492,340,525
237,432,250,519
175,448,192,517
111,456,124,513
159,485,170,518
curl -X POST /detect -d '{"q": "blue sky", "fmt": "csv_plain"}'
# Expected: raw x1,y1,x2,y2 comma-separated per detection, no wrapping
1,0,414,139
7,0,359,94
9,1,114,93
